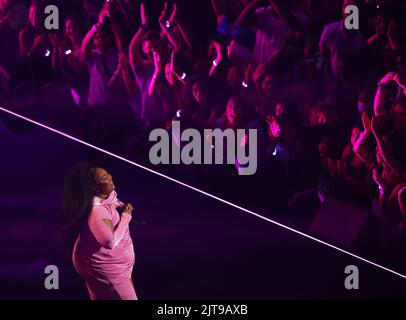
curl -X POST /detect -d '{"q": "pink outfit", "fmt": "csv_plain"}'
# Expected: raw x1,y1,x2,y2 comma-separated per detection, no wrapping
72,191,137,300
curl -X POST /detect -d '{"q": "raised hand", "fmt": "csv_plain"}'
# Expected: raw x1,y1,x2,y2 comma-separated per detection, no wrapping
141,3,148,26
266,115,281,138
169,3,178,23
98,6,109,25
159,2,169,26
124,203,134,215
106,0,116,19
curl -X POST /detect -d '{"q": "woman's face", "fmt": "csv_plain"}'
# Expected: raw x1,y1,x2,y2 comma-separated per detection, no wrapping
65,19,80,40
94,168,115,196
93,30,111,50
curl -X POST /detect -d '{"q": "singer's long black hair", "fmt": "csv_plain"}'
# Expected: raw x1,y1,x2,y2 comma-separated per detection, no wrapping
62,162,97,236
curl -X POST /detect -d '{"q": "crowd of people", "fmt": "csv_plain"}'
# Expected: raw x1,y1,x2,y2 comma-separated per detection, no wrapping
1,0,406,264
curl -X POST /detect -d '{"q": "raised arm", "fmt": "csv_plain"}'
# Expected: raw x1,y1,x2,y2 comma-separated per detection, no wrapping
169,3,195,51
159,3,183,53
81,8,108,62
209,41,224,77
367,15,386,46
149,50,169,97
129,3,148,75
81,26,97,62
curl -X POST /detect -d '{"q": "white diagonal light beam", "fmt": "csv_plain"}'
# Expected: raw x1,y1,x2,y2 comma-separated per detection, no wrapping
1,106,405,280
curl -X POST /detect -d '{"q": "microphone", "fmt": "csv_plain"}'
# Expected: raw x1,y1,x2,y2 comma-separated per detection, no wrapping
117,200,147,226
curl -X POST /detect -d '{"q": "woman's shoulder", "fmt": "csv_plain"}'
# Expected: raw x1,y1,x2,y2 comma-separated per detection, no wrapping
90,199,111,218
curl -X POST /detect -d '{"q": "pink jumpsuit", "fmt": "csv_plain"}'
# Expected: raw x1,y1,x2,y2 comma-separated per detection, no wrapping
72,191,137,300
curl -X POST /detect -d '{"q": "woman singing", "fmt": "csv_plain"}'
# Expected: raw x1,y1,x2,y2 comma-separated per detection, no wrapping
62,162,137,300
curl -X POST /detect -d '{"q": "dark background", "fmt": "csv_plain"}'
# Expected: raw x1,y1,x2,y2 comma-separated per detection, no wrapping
0,114,406,299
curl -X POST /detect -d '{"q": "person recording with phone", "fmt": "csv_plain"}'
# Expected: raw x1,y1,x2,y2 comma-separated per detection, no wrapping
62,162,137,300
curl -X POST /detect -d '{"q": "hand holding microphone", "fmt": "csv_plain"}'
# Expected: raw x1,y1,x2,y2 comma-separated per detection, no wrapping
122,203,133,216
117,201,146,226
